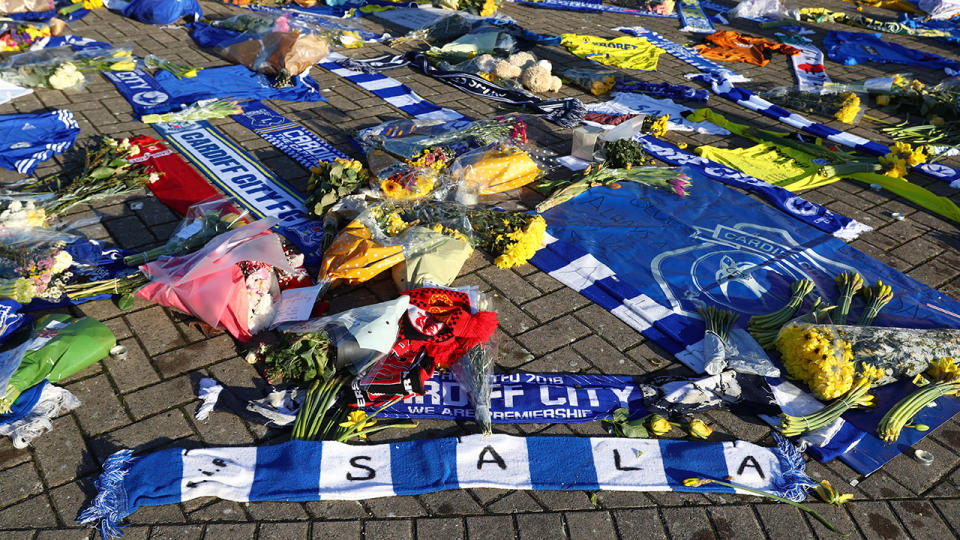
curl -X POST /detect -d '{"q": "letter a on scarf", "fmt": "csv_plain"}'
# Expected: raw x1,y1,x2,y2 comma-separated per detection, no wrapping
560,34,666,70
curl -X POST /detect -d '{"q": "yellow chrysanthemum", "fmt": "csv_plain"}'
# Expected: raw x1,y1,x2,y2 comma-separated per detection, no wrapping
493,215,546,269
479,0,498,17
833,93,860,125
776,324,855,400
860,364,886,383
648,114,670,138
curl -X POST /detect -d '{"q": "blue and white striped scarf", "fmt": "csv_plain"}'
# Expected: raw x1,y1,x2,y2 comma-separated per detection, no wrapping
80,433,814,537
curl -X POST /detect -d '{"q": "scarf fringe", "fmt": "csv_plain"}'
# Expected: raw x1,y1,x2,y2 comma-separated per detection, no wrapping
542,98,587,129
335,54,408,74
833,219,874,241
77,449,136,538
771,432,820,502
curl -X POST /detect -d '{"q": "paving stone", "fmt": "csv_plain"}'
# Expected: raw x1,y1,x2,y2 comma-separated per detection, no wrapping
363,519,413,540
707,506,763,540
515,512,564,540
419,491,484,515
878,437,960,495
148,525,203,539
257,521,309,539
0,439,33,472
465,515,515,540
310,520,362,540
364,496,427,518
572,335,632,374
563,511,616,540
304,500,367,520
152,335,237,378
416,517,464,539
660,507,715,540
478,267,541,304
522,288,592,323
186,500,247,522
125,375,196,420
516,316,591,356
88,410,194,463
489,294,537,336
573,304,644,351
32,417,95,488
103,338,159,393
532,491,595,512
846,502,909,540
0,495,58,528
0,462,44,507
244,502,308,522
889,500,952,538
35,530,93,540
67,374,130,436
190,409,254,446
754,503,815,539
124,307,186,356
613,508,667,540
486,491,543,514
202,523,256,539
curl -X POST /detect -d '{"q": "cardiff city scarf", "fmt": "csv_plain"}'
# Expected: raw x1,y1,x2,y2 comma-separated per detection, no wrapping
635,135,870,240
678,0,715,33
104,66,326,117
778,37,830,91
0,110,79,174
823,30,960,74
79,432,815,537
232,101,349,170
151,120,326,265
319,52,467,123
615,25,750,82
527,175,960,475
508,0,731,21
699,76,960,187
613,80,709,103
126,135,222,216
333,52,586,128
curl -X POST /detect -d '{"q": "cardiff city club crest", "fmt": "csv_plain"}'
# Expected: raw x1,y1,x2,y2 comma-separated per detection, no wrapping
652,223,858,316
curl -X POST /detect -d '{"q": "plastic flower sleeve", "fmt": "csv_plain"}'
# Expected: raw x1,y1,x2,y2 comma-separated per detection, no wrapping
560,67,619,96
137,219,295,341
279,296,410,375
123,197,248,266
449,291,497,434
392,226,473,291
447,141,551,199
776,322,960,397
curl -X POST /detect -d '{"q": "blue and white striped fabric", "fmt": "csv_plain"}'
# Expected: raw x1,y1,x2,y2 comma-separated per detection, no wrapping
232,101,349,169
616,25,960,188
635,135,872,240
615,25,750,82
319,52,469,123
678,0,716,33
702,77,960,188
79,433,814,537
0,110,79,175
508,0,731,21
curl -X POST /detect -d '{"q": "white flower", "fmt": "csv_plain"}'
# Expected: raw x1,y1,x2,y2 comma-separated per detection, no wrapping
47,63,84,91
7,201,22,213
148,172,160,183
117,139,131,152
51,250,73,274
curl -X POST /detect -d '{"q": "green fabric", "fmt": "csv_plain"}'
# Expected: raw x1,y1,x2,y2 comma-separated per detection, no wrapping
1,315,116,409
688,108,960,224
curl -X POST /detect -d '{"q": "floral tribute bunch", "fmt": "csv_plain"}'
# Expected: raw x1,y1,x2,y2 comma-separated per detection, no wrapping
0,237,73,303
0,20,63,52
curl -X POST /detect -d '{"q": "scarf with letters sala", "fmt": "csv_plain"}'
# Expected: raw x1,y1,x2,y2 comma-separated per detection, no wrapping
80,433,816,537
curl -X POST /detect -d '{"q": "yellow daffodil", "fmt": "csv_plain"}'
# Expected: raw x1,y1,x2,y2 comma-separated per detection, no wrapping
686,419,713,439
339,410,376,438
647,414,672,436
683,478,714,488
927,357,960,383
833,93,861,125
814,481,854,506
109,61,137,71
860,364,886,383
648,114,669,138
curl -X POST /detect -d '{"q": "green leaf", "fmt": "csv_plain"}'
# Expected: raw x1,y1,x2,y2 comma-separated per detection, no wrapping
116,294,135,310
612,408,630,424
89,167,116,180
589,492,599,507
619,422,649,439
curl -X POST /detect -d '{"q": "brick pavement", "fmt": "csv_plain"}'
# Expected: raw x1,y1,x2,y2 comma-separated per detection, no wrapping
2,1,960,538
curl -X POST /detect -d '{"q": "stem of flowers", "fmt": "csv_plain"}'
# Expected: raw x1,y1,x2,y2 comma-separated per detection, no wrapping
684,478,846,535
748,279,814,348
779,377,874,436
857,282,893,326
834,272,864,326
877,381,959,442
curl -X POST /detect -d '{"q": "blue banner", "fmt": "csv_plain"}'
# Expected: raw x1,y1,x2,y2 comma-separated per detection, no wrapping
529,170,960,475
374,371,645,423
232,101,348,169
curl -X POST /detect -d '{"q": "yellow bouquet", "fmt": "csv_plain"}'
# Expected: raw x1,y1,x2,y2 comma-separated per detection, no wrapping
456,144,541,195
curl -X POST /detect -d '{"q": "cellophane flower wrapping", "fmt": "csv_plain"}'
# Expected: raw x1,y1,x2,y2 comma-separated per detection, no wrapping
561,67,619,96
0,45,136,91
136,219,295,341
449,290,497,434
0,226,78,304
206,14,330,80
391,225,473,291
776,321,960,399
0,313,115,413
0,0,53,15
0,19,65,53
448,141,546,198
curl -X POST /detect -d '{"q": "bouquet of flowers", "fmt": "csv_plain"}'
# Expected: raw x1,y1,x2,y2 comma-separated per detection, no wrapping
607,0,675,14
133,219,296,341
775,322,960,400
14,137,157,217
388,13,472,47
304,158,371,218
123,199,247,266
537,165,690,213
0,198,49,230
0,231,73,304
561,67,618,96
363,116,528,163
59,0,103,16
248,331,335,385
0,314,115,413
141,100,242,124
0,46,136,91
760,87,864,125
448,142,543,197
0,0,53,15
0,20,64,52
434,0,500,16
144,55,199,79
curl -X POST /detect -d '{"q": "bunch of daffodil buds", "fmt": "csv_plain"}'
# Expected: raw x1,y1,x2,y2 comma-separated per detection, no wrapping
857,281,893,326
603,408,712,439
144,55,199,79
834,272,864,325
141,100,243,124
878,141,926,179
778,374,878,436
813,480,854,506
877,357,960,442
748,279,814,348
